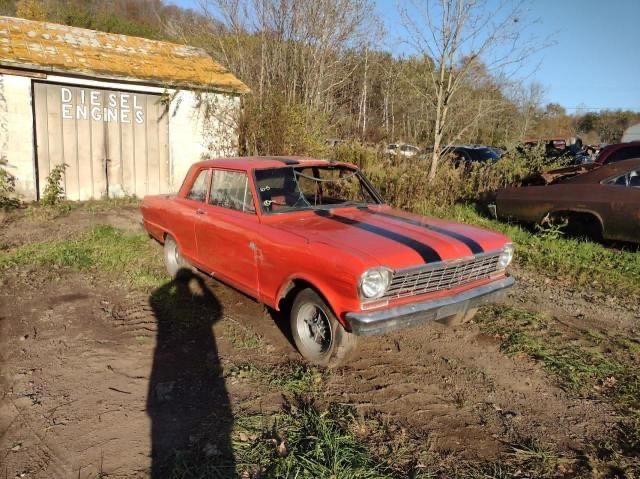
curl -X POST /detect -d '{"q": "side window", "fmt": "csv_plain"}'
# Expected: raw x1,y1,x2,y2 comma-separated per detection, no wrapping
606,169,640,187
186,170,210,202
209,170,255,213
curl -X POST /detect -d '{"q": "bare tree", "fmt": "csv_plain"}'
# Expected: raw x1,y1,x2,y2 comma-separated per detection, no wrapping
399,0,543,180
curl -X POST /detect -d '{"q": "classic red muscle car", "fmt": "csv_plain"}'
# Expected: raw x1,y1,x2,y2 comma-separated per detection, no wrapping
141,157,514,366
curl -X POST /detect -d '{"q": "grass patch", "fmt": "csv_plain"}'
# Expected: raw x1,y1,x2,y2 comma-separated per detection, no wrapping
168,398,574,479
0,224,166,289
225,361,324,395
222,319,264,350
168,400,395,479
423,203,640,296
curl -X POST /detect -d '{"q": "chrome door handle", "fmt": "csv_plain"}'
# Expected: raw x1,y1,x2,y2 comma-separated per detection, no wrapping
195,208,205,215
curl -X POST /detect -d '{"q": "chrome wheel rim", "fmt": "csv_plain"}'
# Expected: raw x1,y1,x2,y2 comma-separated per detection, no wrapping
296,303,333,356
165,239,181,273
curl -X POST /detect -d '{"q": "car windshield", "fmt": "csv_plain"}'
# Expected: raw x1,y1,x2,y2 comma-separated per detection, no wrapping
254,166,379,213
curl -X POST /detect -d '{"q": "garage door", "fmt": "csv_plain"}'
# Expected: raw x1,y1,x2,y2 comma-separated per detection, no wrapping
33,82,170,200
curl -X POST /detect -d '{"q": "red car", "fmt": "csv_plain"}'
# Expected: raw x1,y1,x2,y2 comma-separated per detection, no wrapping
595,141,640,165
141,157,514,366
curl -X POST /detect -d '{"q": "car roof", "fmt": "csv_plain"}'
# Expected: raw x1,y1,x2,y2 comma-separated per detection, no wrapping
598,141,640,159
192,156,356,171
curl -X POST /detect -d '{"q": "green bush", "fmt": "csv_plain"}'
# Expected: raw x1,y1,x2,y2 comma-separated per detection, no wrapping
40,163,68,206
0,158,20,209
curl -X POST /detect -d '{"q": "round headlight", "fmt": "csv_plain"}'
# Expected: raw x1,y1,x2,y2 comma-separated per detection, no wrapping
360,268,392,299
498,243,514,269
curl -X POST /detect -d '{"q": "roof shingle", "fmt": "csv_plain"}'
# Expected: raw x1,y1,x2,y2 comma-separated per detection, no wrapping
0,16,250,94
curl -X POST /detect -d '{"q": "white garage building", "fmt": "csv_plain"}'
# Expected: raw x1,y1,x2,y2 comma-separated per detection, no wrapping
0,16,249,201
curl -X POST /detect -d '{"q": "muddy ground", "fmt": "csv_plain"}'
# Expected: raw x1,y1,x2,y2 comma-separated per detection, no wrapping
0,205,637,478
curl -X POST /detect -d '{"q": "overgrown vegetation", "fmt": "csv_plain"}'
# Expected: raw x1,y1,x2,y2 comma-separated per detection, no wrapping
0,157,20,209
40,163,68,206
332,141,565,208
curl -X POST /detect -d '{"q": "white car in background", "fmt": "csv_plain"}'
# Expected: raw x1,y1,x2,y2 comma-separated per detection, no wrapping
386,143,421,157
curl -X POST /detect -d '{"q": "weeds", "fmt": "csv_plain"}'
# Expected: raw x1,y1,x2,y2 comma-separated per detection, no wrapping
222,319,264,350
225,361,323,395
0,157,20,209
40,163,68,206
0,224,166,289
171,399,395,479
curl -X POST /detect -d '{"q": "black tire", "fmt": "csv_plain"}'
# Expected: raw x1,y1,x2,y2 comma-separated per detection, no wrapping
163,235,190,278
290,288,358,367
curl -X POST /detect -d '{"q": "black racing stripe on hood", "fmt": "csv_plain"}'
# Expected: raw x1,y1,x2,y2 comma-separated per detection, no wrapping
314,210,441,263
368,210,484,254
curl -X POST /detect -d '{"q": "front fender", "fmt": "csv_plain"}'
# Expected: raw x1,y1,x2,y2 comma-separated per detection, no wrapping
274,273,360,328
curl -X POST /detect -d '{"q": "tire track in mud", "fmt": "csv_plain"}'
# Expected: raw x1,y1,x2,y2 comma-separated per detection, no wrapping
323,323,615,458
1,275,156,478
107,276,617,460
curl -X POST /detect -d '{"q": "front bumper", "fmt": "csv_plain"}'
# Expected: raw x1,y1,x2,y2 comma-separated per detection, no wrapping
345,276,515,336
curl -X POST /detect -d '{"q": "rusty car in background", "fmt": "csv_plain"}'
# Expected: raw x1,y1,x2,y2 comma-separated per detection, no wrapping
495,158,640,244
593,141,640,165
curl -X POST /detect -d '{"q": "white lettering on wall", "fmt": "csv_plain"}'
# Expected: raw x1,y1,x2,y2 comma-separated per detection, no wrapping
60,87,146,124
61,87,72,103
62,102,72,119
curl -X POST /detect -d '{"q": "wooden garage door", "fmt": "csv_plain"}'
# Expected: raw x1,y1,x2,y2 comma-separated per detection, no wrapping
33,82,170,200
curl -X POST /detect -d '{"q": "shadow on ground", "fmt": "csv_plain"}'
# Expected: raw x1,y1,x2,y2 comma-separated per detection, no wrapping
147,269,235,477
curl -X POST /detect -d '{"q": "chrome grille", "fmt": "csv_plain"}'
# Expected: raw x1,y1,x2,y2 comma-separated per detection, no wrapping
382,252,502,300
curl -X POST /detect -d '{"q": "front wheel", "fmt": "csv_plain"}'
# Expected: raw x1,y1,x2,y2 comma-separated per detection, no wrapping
163,235,190,278
290,288,358,368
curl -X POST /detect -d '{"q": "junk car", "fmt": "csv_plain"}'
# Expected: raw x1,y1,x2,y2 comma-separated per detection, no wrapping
141,157,515,366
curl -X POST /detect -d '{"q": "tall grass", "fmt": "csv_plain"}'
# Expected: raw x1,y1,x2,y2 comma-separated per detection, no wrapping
331,142,563,208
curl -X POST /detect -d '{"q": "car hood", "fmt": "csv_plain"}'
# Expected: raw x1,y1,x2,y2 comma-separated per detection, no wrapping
269,205,510,270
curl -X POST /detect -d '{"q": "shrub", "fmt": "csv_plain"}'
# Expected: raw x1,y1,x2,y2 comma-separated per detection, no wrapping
329,142,568,209
40,163,68,206
0,158,20,210
240,95,329,157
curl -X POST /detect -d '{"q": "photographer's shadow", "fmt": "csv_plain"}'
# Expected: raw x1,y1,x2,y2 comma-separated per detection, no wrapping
147,269,234,477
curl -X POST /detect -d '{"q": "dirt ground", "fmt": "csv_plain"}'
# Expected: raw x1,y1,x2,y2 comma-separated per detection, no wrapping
0,205,636,478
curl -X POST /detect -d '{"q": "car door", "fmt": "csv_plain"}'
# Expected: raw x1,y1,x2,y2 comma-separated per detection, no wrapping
194,168,260,296
173,168,211,262
600,167,640,242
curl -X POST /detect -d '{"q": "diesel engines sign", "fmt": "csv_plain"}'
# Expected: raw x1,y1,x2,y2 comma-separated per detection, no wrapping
60,87,145,124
